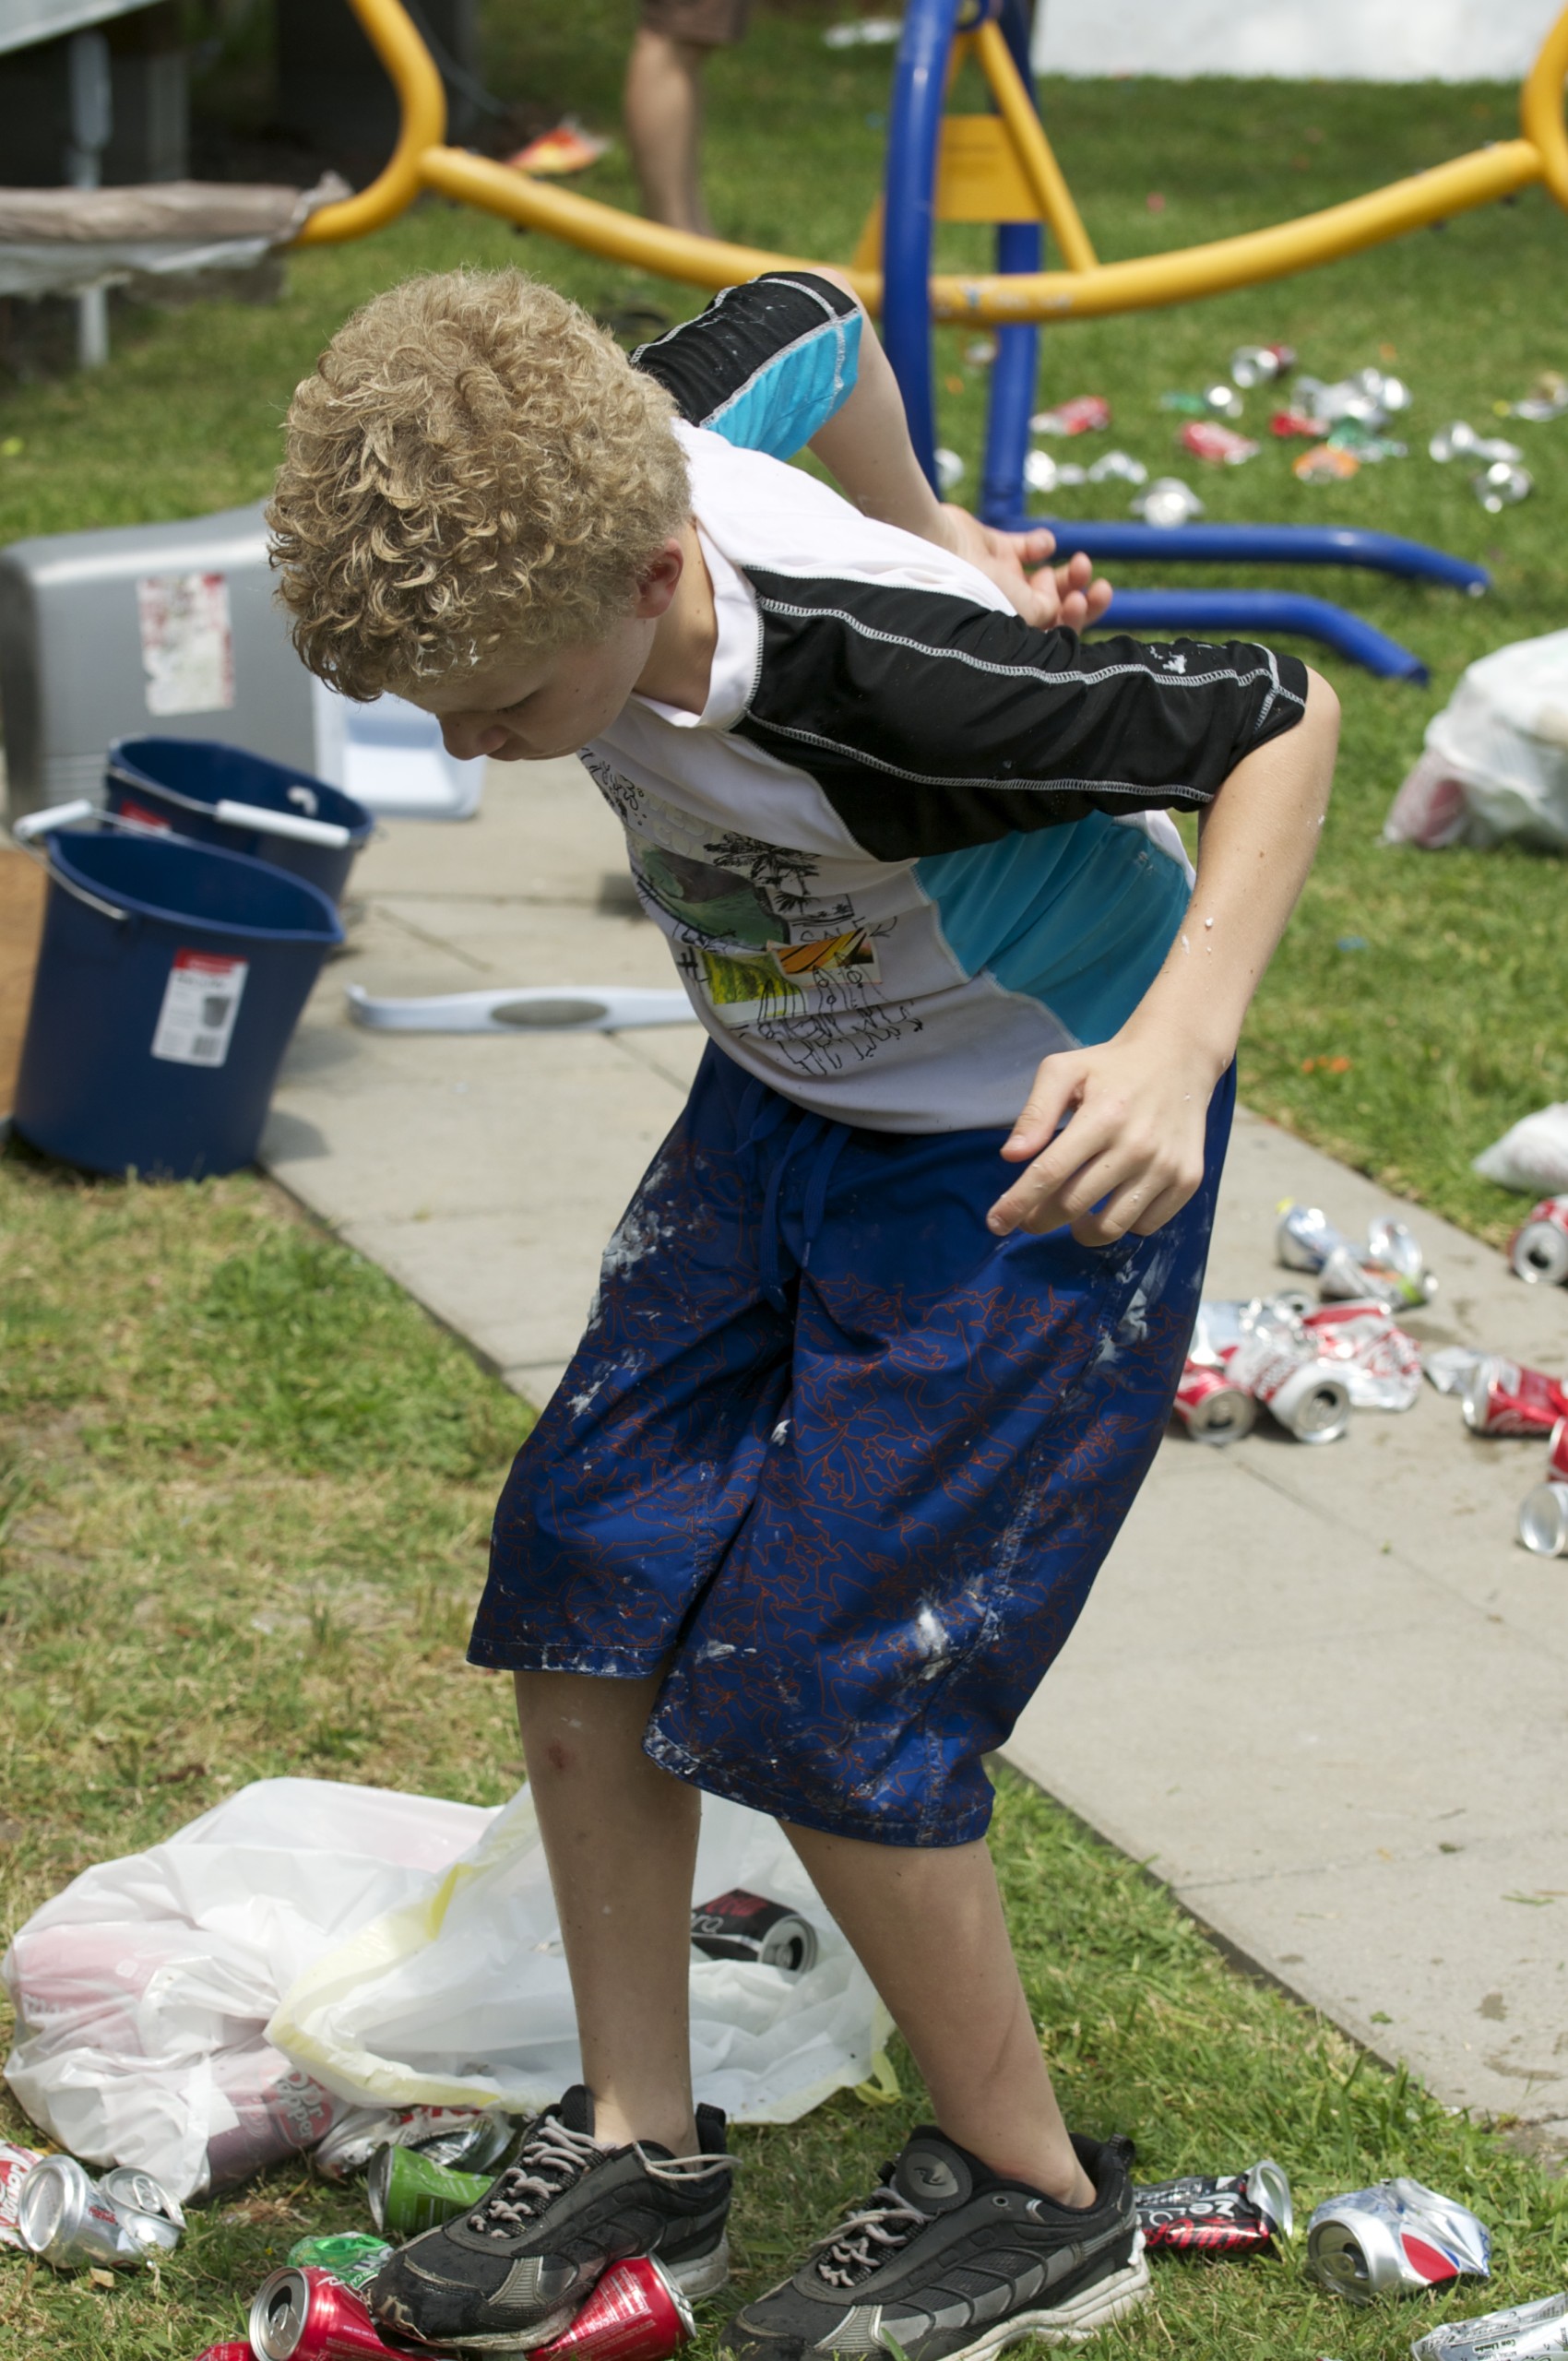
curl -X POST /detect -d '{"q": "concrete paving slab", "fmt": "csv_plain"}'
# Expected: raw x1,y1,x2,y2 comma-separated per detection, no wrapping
259,748,1568,2136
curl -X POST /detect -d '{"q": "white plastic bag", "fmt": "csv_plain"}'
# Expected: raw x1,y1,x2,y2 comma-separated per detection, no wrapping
1473,1102,1568,1194
267,1785,885,2127
3,1779,488,2201
1384,628,1568,852
4,1779,885,2203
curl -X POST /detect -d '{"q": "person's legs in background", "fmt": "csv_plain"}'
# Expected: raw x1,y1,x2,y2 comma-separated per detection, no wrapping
624,0,749,235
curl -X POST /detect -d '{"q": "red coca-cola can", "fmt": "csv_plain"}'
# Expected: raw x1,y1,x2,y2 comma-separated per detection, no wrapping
532,2259,695,2361
249,2266,412,2360
1173,1358,1257,1443
1550,1418,1568,1482
1462,1357,1568,1437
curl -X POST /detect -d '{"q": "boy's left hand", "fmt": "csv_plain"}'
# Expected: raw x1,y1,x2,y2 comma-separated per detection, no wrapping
938,508,1113,633
986,1029,1222,1243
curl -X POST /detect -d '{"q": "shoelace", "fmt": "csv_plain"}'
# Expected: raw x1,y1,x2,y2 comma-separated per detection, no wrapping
813,2184,932,2291
469,2122,732,2241
469,2118,606,2239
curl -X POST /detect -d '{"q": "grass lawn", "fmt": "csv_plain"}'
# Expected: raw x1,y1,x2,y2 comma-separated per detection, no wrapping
3,6,1568,2355
3,1152,1568,2361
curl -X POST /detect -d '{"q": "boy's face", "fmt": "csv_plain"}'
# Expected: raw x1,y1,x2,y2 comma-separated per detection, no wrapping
406,539,689,764
410,611,656,765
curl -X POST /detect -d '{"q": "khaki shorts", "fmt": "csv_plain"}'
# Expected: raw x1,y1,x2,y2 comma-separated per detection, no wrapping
640,0,751,46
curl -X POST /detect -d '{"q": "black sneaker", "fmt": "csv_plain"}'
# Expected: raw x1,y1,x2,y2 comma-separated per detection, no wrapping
721,2127,1147,2361
367,2085,733,2352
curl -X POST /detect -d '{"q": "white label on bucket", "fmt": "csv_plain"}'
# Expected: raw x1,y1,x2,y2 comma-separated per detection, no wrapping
136,571,235,717
150,950,248,1068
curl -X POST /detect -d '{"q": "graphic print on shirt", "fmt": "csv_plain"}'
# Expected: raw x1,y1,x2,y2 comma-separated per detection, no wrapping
580,746,912,1064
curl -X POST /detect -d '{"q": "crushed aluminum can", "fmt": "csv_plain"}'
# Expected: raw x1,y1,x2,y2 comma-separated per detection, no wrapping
1366,1213,1438,1306
1231,342,1296,387
1277,1200,1434,1309
315,2103,515,2183
1462,1356,1568,1437
1328,421,1407,461
1509,370,1568,422
1413,2289,1568,2361
1550,1417,1568,1481
1509,1195,1568,1287
99,2165,184,2253
1134,2158,1293,2253
1430,421,1524,465
0,2140,42,2249
1272,408,1331,439
1301,1302,1423,1410
1277,1199,1348,1275
1227,1325,1351,1442
1029,394,1111,436
367,2142,494,2236
692,1888,819,1973
1424,1345,1487,1396
530,2256,695,2361
1202,382,1246,419
1295,444,1360,482
1518,1480,1568,1557
1474,461,1533,512
1132,476,1205,526
1173,1358,1258,1443
1307,2177,1491,2304
17,2153,181,2268
1180,420,1258,465
1087,449,1147,484
286,2234,396,2292
1023,449,1086,495
250,2264,413,2359
1295,372,1401,431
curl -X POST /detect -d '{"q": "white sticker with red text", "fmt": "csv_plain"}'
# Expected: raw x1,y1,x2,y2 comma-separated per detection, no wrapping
151,949,248,1067
136,570,235,717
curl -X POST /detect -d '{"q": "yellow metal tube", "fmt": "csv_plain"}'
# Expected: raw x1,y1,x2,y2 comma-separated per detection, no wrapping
292,0,446,245
416,145,881,303
1521,1,1568,210
970,19,1098,272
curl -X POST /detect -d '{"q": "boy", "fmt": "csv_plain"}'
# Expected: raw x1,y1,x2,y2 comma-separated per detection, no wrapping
269,267,1337,2356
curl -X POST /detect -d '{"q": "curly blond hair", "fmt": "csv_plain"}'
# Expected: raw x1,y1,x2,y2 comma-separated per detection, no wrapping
267,269,691,701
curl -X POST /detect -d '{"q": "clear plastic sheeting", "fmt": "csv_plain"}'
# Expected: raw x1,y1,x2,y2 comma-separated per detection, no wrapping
3,1779,883,2203
1384,629,1568,853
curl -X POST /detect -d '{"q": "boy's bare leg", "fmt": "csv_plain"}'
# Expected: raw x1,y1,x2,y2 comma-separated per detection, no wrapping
784,1821,1097,2208
514,1669,701,2154
624,30,715,236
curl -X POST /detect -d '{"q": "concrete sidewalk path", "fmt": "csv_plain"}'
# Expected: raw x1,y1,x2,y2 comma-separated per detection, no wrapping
262,755,1568,2153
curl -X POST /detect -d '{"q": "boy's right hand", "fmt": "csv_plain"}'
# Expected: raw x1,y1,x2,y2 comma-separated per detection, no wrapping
936,507,1113,633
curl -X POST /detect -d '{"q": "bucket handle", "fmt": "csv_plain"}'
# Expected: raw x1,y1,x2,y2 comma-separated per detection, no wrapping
10,801,131,923
106,761,351,849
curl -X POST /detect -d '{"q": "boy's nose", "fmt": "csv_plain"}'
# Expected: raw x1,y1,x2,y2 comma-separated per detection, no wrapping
442,717,506,761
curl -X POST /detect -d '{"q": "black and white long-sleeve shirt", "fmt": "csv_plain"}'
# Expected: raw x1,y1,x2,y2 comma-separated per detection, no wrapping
578,274,1308,1133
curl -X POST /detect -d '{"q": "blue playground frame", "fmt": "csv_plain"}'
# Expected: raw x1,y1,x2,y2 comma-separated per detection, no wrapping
878,0,1487,682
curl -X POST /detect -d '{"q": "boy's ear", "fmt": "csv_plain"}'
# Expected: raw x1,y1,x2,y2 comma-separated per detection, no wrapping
632,537,686,621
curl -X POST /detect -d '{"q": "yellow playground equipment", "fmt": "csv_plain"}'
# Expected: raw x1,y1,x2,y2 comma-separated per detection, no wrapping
296,0,1568,326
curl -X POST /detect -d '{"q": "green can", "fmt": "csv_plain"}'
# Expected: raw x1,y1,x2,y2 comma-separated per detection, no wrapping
285,2231,395,2290
368,2143,496,2237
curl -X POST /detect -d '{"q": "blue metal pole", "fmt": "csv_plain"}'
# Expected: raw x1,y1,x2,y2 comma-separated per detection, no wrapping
993,517,1490,596
883,0,966,490
978,0,1040,524
1099,587,1429,682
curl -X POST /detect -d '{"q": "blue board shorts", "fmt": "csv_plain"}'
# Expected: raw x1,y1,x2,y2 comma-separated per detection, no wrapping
470,1045,1235,1845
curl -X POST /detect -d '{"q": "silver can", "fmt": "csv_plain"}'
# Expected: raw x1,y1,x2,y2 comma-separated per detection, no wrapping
17,2154,180,2268
1509,1196,1568,1287
1307,2177,1491,2304
1518,1482,1568,1558
315,2103,515,2183
1276,1199,1345,1274
1412,2290,1568,2360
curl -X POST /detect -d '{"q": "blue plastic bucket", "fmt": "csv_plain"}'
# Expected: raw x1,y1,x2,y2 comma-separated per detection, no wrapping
12,827,342,1180
106,736,373,906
